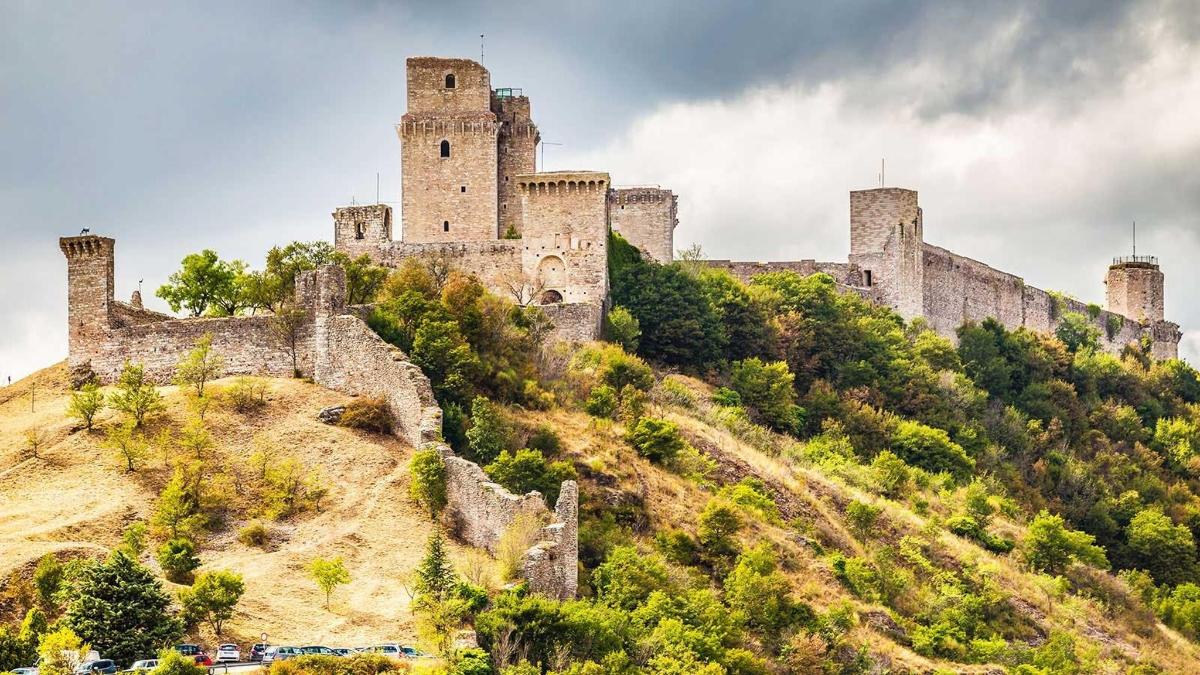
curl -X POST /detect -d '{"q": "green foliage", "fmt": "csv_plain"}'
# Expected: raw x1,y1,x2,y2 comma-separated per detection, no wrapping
173,333,224,398
1055,312,1100,353
37,627,88,675
485,448,577,505
153,468,203,540
337,397,393,433
67,382,105,430
625,417,687,463
0,624,35,673
178,569,244,635
592,546,671,611
409,448,448,517
1023,510,1109,575
584,384,619,419
33,554,63,609
716,478,779,523
109,362,163,428
729,357,802,433
870,450,911,497
697,498,742,559
149,648,208,675
157,249,245,317
224,377,267,413
889,419,974,478
1126,508,1197,586
1152,416,1200,467
309,556,351,608
120,521,148,558
466,396,512,464
103,421,149,473
156,538,200,583
711,387,742,407
724,543,804,639
65,551,183,667
605,305,641,353
416,531,457,600
237,521,269,548
525,425,562,454
846,500,882,541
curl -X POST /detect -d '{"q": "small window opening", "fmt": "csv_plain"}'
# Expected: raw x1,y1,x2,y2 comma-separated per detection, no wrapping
355,223,364,240
864,270,873,287
445,73,456,89
440,140,450,158
443,221,450,232
461,185,466,192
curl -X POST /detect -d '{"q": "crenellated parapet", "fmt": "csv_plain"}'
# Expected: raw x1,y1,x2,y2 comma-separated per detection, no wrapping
609,186,679,263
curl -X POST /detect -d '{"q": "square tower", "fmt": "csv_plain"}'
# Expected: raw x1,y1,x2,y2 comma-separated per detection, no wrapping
399,57,500,243
59,234,115,368
518,171,610,305
493,90,539,238
333,204,393,259
1106,256,1165,323
847,188,925,320
608,187,678,263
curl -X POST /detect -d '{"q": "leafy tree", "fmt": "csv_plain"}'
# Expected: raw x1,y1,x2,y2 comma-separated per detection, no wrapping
465,396,511,464
157,538,200,583
409,448,448,517
724,543,802,639
696,267,777,362
309,556,351,608
889,419,974,478
0,624,36,673
67,382,105,430
1055,311,1100,354
1023,510,1109,575
846,500,882,541
697,499,741,559
269,306,308,377
1126,508,1197,586
342,253,389,305
20,607,48,646
178,570,244,635
149,649,208,675
37,627,88,675
109,362,163,428
120,522,149,559
591,546,671,611
104,421,148,473
65,551,183,667
173,334,224,398
153,469,203,539
626,417,686,463
33,554,63,608
157,249,243,317
605,306,641,353
485,448,577,505
870,450,911,497
730,357,801,433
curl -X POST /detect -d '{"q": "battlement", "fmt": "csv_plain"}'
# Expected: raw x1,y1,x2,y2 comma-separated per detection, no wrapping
610,187,675,204
59,234,115,258
517,171,610,193
396,115,500,136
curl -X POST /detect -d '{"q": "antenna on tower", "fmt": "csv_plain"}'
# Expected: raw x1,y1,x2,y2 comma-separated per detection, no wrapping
878,158,885,187
1132,219,1137,257
376,172,380,205
480,34,485,63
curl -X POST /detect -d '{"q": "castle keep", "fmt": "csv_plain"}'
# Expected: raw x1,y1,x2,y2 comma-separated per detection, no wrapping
708,187,1181,359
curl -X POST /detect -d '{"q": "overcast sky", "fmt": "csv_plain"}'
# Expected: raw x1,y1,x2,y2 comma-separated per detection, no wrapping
3,0,1200,381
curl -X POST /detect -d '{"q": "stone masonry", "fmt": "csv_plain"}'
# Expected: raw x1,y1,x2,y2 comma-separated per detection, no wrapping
609,187,678,263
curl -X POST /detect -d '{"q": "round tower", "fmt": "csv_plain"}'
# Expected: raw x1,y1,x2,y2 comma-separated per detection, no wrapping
1105,255,1164,323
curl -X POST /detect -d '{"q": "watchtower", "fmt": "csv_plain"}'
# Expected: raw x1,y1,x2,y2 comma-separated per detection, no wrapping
1106,255,1165,324
847,187,925,319
59,234,115,367
333,204,393,258
609,187,678,263
493,89,539,238
399,57,499,243
518,171,610,305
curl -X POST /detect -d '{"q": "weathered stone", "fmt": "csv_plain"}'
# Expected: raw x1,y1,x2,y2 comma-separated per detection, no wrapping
317,406,345,425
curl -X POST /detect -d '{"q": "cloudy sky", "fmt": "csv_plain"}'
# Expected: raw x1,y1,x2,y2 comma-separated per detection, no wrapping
3,0,1200,381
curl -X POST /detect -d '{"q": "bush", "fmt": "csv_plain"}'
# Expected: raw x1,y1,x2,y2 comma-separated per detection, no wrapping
889,420,974,478
267,654,406,675
869,450,911,497
716,478,779,523
338,397,392,433
625,417,687,463
67,382,105,430
465,396,512,464
711,387,742,407
525,426,562,455
409,448,448,517
605,306,641,353
598,348,654,392
730,357,802,433
846,500,882,541
157,538,200,582
237,522,269,548
496,513,543,581
656,377,697,408
225,377,267,413
485,448,577,505
1023,510,1108,575
698,499,741,558
584,384,619,419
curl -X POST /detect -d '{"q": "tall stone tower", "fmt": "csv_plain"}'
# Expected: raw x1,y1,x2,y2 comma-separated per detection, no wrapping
59,234,115,368
399,57,500,242
1106,255,1165,323
609,187,678,263
493,89,538,238
847,187,925,320
518,172,610,305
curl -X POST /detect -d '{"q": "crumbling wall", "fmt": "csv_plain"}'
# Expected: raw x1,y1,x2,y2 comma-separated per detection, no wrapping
541,302,603,343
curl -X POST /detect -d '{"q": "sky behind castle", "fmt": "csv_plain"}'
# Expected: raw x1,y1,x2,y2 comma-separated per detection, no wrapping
3,0,1200,380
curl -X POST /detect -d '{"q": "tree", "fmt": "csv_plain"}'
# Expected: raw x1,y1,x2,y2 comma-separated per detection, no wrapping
109,362,163,428
724,543,801,638
889,420,974,478
156,538,200,584
625,417,687,463
0,624,36,673
1055,311,1100,354
409,448,448,517
65,551,183,667
415,531,458,601
1023,510,1109,575
174,334,224,398
37,627,88,675
343,253,389,305
156,250,241,317
23,427,47,460
730,357,801,433
178,570,244,635
33,554,63,608
309,556,350,608
698,499,741,558
120,522,149,559
153,468,203,539
604,306,641,353
149,649,207,675
484,449,576,505
269,306,308,378
465,396,511,465
1126,508,1197,586
104,421,149,473
67,382,105,430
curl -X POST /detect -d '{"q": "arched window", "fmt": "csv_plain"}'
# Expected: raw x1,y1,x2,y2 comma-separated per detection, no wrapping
540,290,563,305
445,73,456,89
440,140,450,158
443,221,450,232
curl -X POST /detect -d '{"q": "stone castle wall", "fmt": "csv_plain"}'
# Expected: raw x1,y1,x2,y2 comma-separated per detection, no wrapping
494,94,538,238
609,187,677,263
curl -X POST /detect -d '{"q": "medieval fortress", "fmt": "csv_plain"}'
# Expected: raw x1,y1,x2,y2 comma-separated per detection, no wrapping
56,56,1181,599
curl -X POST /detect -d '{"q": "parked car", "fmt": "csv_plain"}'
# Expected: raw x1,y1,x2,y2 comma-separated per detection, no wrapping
300,646,335,656
215,644,241,663
368,644,402,659
262,646,303,664
74,660,117,675
124,660,158,672
13,667,39,675
174,645,202,657
331,648,354,657
400,647,432,659
249,643,270,662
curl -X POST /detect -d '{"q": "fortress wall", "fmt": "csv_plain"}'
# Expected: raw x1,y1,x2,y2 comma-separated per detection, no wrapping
378,240,523,298
609,188,677,263
922,245,1026,338
541,302,603,343
704,259,853,285
110,300,174,328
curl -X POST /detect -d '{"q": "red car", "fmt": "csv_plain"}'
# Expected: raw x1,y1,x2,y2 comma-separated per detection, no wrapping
175,645,212,667
193,654,213,667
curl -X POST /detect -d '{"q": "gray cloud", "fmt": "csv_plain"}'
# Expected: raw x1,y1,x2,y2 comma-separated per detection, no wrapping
3,0,1199,379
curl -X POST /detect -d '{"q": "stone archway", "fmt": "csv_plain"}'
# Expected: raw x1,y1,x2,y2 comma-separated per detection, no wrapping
540,289,563,304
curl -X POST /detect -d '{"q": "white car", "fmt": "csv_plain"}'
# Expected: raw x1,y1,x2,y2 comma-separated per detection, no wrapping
216,644,241,663
125,660,158,672
13,668,39,675
369,644,403,659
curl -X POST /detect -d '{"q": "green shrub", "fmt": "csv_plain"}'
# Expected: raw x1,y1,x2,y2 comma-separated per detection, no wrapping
698,499,741,558
267,653,406,675
625,417,687,463
485,448,577,505
869,450,911,497
237,521,269,548
716,478,779,523
656,377,697,408
730,357,802,433
465,396,512,464
889,419,974,478
1023,510,1109,575
338,397,393,433
598,348,654,392
605,306,641,353
409,448,448,517
584,384,619,419
66,382,105,430
846,500,882,541
225,377,267,413
151,649,208,675
157,538,200,582
712,387,742,407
